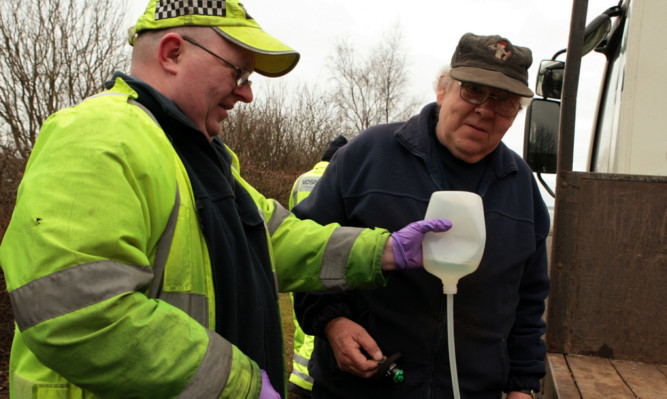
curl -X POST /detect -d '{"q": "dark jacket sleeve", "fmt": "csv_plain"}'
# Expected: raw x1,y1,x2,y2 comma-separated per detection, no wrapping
292,152,356,337
293,291,354,337
504,176,551,392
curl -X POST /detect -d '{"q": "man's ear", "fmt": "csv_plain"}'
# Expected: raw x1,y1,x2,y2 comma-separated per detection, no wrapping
436,76,447,105
158,33,185,75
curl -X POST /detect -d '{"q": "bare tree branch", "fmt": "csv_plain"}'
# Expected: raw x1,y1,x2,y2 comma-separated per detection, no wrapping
327,25,421,135
0,0,131,233
0,0,130,161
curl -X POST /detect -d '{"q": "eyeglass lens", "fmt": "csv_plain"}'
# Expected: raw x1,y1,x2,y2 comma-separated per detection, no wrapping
460,83,520,117
182,36,252,87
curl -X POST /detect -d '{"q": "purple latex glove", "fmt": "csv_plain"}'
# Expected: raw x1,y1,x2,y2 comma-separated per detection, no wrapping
391,219,453,270
259,369,280,399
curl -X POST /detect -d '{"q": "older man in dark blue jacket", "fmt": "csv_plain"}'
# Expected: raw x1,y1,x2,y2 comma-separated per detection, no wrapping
293,33,550,399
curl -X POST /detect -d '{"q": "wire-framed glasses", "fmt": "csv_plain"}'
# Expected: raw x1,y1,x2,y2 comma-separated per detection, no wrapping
182,36,252,87
459,82,521,117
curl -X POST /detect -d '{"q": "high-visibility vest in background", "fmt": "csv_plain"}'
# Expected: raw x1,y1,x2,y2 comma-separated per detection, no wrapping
287,160,329,392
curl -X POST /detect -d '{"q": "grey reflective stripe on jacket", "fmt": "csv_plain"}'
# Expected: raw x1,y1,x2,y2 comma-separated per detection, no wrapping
267,200,291,236
10,261,154,331
10,260,230,398
291,353,314,384
149,187,180,299
128,98,210,326
8,175,206,332
290,178,301,203
267,200,362,290
319,227,362,290
9,93,210,332
159,292,209,327
178,330,232,399
291,174,319,202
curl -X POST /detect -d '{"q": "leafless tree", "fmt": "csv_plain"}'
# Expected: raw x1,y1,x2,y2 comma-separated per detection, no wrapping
0,0,130,162
0,0,131,247
220,29,421,204
221,82,339,205
328,26,421,135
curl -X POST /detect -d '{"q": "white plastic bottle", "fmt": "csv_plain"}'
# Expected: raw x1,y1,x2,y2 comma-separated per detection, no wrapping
422,191,486,294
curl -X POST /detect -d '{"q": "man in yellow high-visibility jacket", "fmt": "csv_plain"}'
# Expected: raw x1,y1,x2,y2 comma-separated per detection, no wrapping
0,2,451,399
287,136,347,398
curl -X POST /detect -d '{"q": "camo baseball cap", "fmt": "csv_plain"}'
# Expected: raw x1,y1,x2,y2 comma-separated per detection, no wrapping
450,33,533,97
128,0,300,77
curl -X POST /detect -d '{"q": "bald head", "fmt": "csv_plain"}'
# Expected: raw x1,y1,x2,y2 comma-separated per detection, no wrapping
130,27,209,78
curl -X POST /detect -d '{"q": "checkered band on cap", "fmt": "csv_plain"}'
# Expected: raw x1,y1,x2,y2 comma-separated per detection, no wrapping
131,0,299,76
155,0,226,20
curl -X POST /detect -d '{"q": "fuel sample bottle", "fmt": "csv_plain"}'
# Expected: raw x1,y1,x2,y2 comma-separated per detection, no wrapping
421,191,486,399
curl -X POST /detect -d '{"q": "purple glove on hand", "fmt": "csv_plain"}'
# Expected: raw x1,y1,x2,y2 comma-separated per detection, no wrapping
259,369,280,399
391,219,453,270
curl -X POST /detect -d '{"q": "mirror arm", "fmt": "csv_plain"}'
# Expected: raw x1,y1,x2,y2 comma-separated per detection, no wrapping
603,5,621,17
537,172,556,199
552,49,567,60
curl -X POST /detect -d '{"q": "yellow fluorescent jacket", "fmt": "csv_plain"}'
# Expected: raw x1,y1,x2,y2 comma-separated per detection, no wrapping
0,78,389,399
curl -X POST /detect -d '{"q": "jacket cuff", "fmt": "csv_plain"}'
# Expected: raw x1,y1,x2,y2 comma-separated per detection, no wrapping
311,302,353,337
503,374,541,393
219,345,261,399
293,292,353,337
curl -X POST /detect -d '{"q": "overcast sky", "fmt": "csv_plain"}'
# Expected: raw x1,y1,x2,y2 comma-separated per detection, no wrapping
126,0,618,204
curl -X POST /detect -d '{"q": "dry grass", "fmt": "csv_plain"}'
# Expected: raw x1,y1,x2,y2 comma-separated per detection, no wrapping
0,271,12,399
280,293,296,378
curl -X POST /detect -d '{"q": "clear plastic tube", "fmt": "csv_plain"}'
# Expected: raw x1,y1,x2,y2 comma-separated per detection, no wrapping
447,293,461,399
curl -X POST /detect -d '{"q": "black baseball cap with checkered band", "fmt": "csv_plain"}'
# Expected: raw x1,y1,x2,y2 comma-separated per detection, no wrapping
128,0,300,77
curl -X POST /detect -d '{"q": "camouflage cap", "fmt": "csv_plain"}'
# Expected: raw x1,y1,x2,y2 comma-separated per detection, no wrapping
450,33,533,97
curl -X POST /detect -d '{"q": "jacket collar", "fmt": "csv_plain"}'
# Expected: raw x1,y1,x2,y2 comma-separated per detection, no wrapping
106,72,201,134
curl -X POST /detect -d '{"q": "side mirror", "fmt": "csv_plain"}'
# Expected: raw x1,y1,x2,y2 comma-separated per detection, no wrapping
536,60,565,100
545,6,621,67
523,99,560,173
582,6,621,55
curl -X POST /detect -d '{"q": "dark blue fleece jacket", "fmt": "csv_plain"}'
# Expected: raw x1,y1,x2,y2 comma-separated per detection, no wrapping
293,102,550,399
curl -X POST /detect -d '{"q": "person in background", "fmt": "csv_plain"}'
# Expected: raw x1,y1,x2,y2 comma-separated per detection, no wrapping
294,32,550,399
0,1,451,398
288,135,348,398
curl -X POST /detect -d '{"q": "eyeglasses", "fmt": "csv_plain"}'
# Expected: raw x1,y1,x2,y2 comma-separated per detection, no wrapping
458,82,521,117
182,36,252,88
